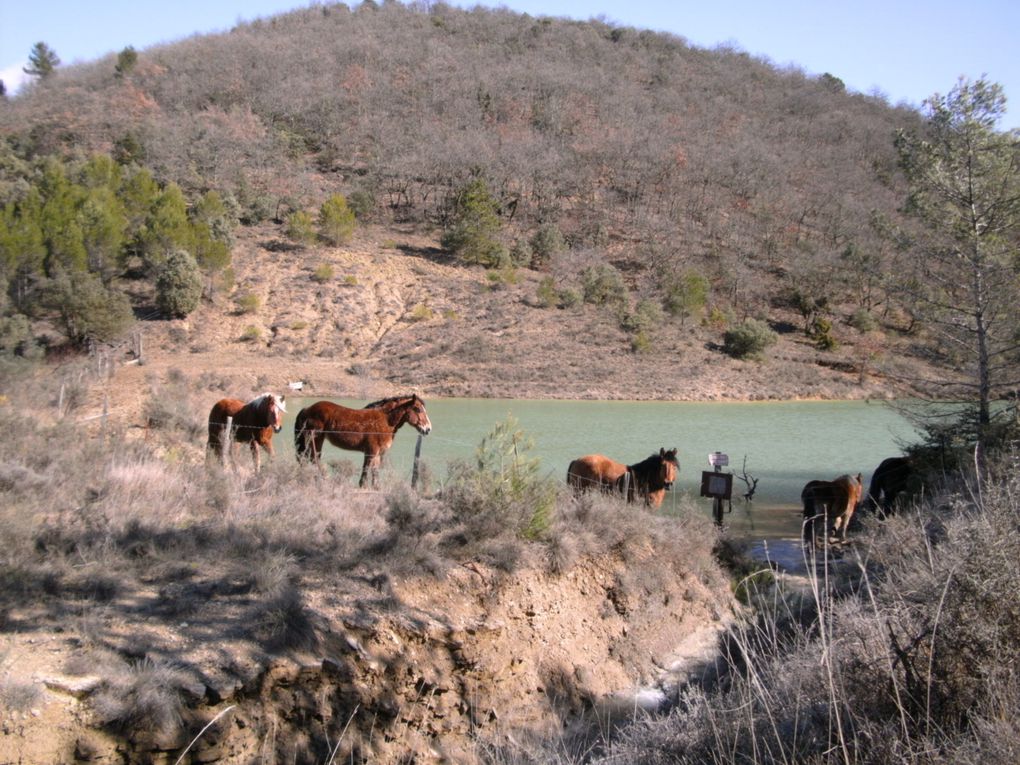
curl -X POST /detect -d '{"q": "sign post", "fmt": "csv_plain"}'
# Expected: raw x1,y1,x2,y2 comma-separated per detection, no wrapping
701,452,733,526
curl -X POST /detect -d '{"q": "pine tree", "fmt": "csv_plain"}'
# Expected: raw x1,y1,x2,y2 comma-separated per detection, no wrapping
318,194,356,246
23,42,60,80
441,178,505,266
115,47,138,78
140,184,191,272
895,78,1020,443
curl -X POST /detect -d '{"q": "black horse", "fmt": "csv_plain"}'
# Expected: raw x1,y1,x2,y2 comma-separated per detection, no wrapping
862,457,914,517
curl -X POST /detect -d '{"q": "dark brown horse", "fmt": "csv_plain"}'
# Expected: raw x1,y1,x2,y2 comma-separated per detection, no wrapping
862,456,914,517
567,448,679,508
207,392,287,471
294,394,432,487
801,473,864,544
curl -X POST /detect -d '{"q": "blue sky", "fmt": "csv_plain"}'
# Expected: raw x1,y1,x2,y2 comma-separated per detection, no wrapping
3,1,1019,126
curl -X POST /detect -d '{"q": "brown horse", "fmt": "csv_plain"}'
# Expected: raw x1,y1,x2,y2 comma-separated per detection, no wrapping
567,448,679,508
801,473,864,544
294,394,432,487
207,392,287,471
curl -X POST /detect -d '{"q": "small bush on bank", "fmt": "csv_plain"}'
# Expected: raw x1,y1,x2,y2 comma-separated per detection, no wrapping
722,318,777,360
442,417,557,551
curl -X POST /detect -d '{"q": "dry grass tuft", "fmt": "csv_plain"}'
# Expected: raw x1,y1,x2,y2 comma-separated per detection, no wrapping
91,657,187,738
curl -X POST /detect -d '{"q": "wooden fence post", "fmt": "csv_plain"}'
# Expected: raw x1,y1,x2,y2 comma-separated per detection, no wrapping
224,415,233,466
411,434,424,489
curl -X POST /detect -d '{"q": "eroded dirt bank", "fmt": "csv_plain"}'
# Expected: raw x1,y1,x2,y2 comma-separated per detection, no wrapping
1,539,735,764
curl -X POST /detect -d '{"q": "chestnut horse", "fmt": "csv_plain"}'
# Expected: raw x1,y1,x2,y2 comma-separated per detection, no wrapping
801,473,864,544
567,448,679,508
207,392,287,471
294,394,432,487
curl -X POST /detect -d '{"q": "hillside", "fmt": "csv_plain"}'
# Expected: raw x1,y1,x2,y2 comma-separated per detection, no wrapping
99,220,934,430
0,2,952,407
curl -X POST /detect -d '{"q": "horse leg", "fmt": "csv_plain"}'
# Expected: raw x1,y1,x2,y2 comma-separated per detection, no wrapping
360,454,382,489
358,454,371,488
250,441,261,472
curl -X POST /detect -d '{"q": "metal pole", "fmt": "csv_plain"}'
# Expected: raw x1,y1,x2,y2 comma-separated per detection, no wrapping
712,463,724,526
224,415,233,466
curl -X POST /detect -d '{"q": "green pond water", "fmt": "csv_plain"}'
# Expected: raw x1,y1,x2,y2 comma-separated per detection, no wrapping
280,397,921,542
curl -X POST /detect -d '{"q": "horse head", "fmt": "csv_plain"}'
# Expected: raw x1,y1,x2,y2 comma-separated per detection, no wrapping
404,394,432,435
263,393,287,433
659,447,679,489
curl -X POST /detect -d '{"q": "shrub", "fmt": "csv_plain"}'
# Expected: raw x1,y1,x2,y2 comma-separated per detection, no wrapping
722,318,777,359
486,264,517,287
510,239,533,268
849,308,878,332
346,189,375,220
559,287,582,308
409,302,433,322
442,417,557,547
51,271,134,348
621,298,663,334
581,263,627,307
234,292,259,315
311,263,334,283
240,325,261,342
536,276,558,307
155,249,203,318
0,314,43,358
664,271,709,327
809,316,838,350
318,193,356,245
631,330,652,353
285,210,316,245
528,224,565,269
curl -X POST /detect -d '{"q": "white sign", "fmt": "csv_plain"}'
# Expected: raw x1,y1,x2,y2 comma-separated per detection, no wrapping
708,452,729,467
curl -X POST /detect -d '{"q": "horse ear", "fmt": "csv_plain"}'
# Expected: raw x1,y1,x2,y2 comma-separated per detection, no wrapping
659,448,665,457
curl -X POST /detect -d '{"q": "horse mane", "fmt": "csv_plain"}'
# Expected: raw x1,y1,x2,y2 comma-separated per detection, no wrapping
252,392,286,413
628,452,663,474
626,452,669,492
364,394,419,410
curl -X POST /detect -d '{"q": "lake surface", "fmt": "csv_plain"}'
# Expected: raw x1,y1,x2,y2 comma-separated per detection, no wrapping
281,397,920,541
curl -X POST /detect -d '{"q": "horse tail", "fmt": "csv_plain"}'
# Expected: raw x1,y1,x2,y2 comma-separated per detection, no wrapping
566,460,584,492
801,481,821,542
618,467,636,503
293,407,313,462
206,401,231,462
